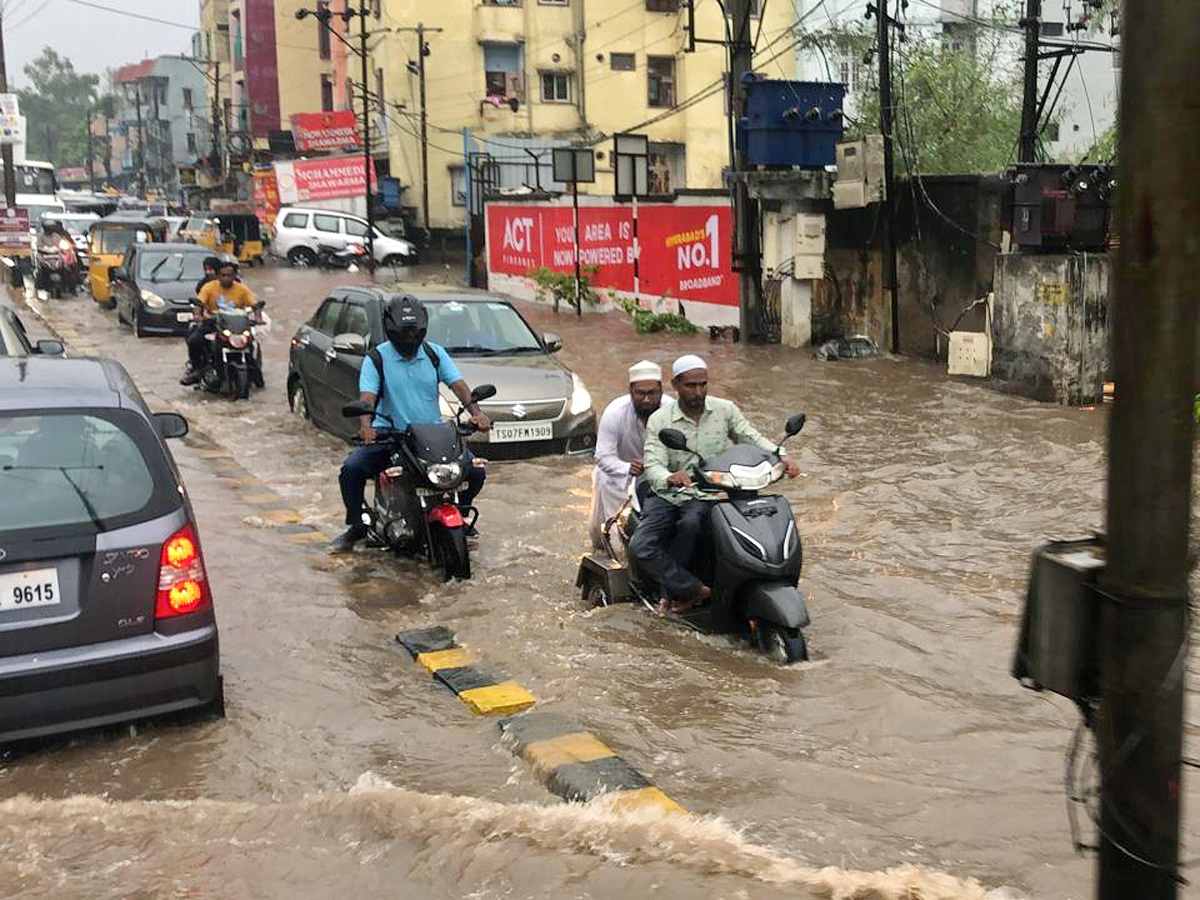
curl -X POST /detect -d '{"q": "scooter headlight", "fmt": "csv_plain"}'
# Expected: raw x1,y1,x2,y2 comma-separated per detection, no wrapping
725,460,780,490
426,462,462,487
702,470,737,489
569,373,592,415
140,289,166,309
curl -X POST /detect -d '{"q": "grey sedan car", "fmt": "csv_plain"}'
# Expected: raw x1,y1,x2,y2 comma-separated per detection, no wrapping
0,357,223,744
287,289,596,458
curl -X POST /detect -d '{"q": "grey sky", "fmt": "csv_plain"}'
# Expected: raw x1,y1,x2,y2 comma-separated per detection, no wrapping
5,0,199,87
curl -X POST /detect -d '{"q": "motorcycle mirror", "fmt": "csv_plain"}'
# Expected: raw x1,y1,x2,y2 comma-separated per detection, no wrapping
471,383,497,402
784,413,807,436
342,401,374,418
658,428,689,451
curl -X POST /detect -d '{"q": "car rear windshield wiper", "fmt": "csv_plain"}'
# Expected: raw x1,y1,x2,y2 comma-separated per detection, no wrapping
2,464,106,530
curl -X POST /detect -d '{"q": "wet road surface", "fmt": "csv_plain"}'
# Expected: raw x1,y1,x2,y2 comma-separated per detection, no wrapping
4,264,1197,899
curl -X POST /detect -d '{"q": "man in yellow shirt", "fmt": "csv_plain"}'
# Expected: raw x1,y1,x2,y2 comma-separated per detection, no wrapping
182,258,260,385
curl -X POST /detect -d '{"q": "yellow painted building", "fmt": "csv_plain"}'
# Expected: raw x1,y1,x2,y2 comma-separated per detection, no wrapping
376,0,797,230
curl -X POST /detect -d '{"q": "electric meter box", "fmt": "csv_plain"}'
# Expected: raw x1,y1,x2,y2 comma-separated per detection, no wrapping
1012,537,1105,704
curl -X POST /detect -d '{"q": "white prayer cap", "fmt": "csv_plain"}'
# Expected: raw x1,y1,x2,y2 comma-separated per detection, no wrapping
628,360,662,383
671,354,708,378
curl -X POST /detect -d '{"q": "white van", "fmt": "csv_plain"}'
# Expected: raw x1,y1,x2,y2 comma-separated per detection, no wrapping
272,206,416,267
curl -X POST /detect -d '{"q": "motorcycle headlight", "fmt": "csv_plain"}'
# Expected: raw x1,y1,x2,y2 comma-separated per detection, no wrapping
228,333,250,349
140,290,166,309
426,462,462,487
438,393,453,419
569,373,592,415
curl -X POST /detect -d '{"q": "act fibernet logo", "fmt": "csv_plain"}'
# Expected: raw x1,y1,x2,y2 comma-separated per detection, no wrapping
666,213,723,292
500,214,536,271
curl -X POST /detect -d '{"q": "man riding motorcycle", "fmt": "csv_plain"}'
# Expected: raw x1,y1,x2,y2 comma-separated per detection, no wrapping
331,294,493,552
181,257,260,386
631,355,802,614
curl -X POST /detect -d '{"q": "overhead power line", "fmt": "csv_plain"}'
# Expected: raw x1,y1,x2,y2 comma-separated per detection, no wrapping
62,0,197,30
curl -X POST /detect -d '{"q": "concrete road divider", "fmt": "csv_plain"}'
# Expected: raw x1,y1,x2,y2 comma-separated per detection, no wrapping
395,627,537,715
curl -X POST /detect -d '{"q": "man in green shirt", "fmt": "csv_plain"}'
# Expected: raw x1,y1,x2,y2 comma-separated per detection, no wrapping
631,354,801,613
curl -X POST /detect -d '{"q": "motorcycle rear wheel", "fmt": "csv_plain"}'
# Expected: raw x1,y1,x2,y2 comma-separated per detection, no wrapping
758,622,808,665
430,524,470,581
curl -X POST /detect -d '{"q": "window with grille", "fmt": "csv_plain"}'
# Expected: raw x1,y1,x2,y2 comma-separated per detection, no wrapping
647,56,675,108
610,53,635,71
540,71,571,103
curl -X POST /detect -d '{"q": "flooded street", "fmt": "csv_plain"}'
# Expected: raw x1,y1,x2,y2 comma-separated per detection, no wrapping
5,264,1196,900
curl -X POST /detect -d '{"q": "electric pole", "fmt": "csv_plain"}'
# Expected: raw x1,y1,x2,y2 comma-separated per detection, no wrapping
360,0,374,264
0,9,16,209
210,59,222,178
730,0,762,342
418,22,429,236
86,106,96,192
133,83,146,198
873,0,900,353
1095,3,1197,897
1018,0,1041,163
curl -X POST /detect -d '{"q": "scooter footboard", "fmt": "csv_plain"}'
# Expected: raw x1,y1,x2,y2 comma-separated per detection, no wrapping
743,581,810,629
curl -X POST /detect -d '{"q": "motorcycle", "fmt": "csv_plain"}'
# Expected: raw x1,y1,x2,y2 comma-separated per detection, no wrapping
193,303,269,400
35,238,78,299
341,384,496,581
576,412,812,664
317,242,370,271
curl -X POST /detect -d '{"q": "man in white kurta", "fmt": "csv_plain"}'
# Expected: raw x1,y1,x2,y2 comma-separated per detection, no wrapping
588,360,672,550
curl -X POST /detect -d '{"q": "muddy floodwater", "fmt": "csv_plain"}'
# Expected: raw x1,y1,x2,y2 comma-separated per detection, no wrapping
4,265,1197,899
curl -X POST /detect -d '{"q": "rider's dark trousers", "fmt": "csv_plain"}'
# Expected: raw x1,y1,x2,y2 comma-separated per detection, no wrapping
627,494,710,600
339,443,485,526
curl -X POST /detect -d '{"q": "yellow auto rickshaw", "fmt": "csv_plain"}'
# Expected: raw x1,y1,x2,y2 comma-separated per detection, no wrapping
88,213,169,309
180,214,219,249
212,213,266,265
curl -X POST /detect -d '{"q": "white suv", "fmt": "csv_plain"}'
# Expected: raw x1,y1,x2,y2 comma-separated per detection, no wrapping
273,207,417,267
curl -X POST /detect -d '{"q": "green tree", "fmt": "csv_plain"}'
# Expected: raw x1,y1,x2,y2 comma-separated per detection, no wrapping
801,4,1029,174
17,48,99,168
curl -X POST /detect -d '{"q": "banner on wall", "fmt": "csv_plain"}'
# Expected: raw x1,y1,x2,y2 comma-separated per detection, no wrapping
273,154,377,204
290,110,360,151
486,202,736,308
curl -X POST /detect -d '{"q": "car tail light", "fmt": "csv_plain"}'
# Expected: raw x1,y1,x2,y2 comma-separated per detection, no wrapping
156,523,211,619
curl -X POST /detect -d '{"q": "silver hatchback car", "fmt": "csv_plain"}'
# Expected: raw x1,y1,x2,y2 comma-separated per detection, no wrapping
0,357,222,744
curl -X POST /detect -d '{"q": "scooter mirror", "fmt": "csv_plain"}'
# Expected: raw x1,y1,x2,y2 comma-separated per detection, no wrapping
471,383,497,402
659,428,689,451
342,401,374,418
785,413,807,436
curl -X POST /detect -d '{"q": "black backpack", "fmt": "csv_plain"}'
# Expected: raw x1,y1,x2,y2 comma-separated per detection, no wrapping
366,342,439,406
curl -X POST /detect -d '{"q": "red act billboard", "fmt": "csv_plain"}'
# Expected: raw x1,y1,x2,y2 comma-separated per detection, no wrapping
487,202,735,308
290,111,360,151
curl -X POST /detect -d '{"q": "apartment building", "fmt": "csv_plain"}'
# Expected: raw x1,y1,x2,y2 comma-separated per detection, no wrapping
372,0,797,230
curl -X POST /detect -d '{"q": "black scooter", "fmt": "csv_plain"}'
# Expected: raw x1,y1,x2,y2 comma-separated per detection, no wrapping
341,384,495,581
577,413,812,664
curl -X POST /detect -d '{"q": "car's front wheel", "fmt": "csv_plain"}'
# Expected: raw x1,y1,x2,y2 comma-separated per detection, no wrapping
288,246,317,268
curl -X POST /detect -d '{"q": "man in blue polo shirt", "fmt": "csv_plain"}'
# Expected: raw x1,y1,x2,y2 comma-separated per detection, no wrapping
331,294,492,552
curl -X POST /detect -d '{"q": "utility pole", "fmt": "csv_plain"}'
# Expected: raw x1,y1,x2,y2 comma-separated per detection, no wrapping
1018,0,1042,163
873,0,900,354
0,9,16,209
86,106,96,192
417,22,429,236
210,59,222,178
133,83,146,198
1095,3,1197,897
359,0,374,265
730,0,762,342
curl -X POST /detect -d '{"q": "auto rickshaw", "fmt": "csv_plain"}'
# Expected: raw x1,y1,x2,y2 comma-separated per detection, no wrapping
88,213,169,309
213,213,266,265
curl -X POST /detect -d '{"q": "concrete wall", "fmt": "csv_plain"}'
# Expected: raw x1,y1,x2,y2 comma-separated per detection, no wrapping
991,252,1110,404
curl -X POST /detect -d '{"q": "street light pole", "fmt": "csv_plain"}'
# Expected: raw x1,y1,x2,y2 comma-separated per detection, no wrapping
0,10,16,209
359,0,373,265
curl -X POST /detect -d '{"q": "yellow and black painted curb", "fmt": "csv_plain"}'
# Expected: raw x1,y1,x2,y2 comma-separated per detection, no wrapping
499,712,686,814
395,626,537,716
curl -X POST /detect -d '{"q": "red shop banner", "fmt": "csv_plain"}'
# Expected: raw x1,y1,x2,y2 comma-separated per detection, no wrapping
487,202,735,307
290,110,360,152
274,155,377,204
252,169,281,230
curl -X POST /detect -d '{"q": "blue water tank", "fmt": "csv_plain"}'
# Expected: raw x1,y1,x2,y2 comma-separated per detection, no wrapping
739,74,846,168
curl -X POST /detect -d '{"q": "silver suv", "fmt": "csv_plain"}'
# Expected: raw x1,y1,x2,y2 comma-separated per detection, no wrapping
273,206,417,267
0,357,223,743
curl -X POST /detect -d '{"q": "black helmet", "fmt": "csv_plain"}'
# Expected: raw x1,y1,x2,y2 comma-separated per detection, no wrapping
382,294,428,356
203,254,221,271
